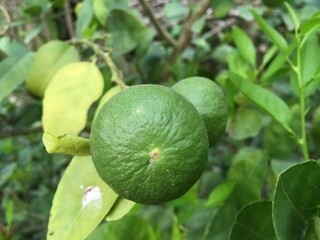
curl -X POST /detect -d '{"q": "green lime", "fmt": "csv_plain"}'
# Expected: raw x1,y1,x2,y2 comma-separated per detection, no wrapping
172,77,228,146
90,84,209,204
93,86,122,120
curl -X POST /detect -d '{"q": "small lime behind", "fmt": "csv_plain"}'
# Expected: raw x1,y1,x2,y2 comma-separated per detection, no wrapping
172,77,228,146
90,84,209,204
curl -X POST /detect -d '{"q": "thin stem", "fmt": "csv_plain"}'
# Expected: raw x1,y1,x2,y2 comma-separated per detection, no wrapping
102,53,127,89
71,39,127,88
64,0,75,39
0,5,10,35
139,0,177,47
0,126,43,139
296,34,309,161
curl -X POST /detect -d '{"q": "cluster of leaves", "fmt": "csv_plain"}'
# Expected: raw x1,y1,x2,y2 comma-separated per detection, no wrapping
1,0,320,239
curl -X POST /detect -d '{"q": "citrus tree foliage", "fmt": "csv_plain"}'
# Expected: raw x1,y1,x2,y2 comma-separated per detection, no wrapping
1,0,320,239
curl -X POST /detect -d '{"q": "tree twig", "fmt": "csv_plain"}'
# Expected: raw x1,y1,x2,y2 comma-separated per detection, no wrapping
0,126,43,139
64,0,75,39
0,5,11,35
70,39,127,89
169,0,211,63
139,0,177,47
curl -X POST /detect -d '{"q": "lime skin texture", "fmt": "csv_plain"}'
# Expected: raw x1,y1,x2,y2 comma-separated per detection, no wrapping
90,84,209,204
172,77,228,146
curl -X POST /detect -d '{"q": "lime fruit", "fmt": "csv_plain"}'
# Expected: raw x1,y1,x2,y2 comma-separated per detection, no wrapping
90,84,209,204
172,77,228,146
93,86,122,120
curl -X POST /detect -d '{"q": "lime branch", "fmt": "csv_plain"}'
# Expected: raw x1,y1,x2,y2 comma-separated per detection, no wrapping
71,39,127,89
296,40,309,161
287,32,309,160
64,0,75,39
169,0,211,63
139,0,211,64
0,5,10,35
138,0,177,47
102,53,127,89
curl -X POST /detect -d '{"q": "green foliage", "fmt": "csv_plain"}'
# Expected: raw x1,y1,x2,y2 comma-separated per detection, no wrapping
47,156,118,240
42,62,103,136
230,201,277,240
273,160,320,240
2,0,320,239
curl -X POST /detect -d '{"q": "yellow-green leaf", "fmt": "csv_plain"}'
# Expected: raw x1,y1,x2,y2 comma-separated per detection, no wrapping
47,156,118,240
105,198,135,221
43,132,90,156
25,40,79,97
42,62,104,136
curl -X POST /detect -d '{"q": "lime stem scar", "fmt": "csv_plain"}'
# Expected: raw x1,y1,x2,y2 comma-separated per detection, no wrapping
149,148,160,163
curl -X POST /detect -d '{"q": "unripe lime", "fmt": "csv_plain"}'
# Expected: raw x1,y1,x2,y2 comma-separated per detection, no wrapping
90,85,209,204
172,77,228,146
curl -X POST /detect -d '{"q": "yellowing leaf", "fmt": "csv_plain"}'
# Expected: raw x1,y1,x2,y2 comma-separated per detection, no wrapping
25,41,79,97
42,62,104,136
105,198,135,221
47,156,118,240
43,132,91,156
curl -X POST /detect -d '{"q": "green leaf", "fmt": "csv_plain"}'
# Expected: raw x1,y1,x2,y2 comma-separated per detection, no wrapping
5,200,14,228
204,203,238,240
0,36,29,57
206,148,269,240
205,181,235,207
227,147,269,205
95,215,155,240
47,156,118,240
42,62,104,136
106,10,154,55
227,107,263,140
24,23,43,44
105,198,135,221
300,18,320,35
228,72,292,125
301,34,320,85
230,201,277,240
93,0,128,25
301,34,320,96
25,40,79,97
94,86,122,121
262,46,277,66
211,0,236,19
172,215,182,240
285,2,300,32
0,163,16,186
261,42,296,85
290,33,320,97
163,3,188,20
76,0,93,37
262,120,296,158
250,9,288,53
0,53,34,102
227,50,254,80
231,26,256,67
42,132,91,156
273,160,320,240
